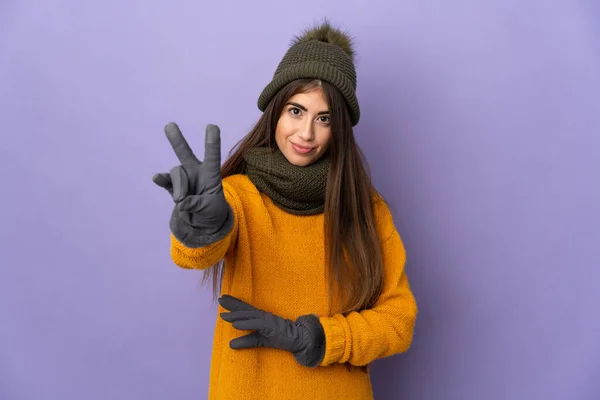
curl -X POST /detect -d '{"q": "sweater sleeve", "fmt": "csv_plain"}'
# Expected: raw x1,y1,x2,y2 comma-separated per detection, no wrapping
318,201,418,367
170,180,241,270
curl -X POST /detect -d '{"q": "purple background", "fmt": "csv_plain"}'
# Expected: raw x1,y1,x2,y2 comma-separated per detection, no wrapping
2,1,599,399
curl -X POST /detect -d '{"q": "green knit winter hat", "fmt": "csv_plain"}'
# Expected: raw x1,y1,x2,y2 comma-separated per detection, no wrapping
257,20,360,126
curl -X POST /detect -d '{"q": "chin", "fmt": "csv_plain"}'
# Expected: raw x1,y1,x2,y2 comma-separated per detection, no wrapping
282,149,319,167
286,155,314,167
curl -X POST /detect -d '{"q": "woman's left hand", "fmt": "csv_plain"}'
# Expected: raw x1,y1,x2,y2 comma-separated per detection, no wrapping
218,294,326,368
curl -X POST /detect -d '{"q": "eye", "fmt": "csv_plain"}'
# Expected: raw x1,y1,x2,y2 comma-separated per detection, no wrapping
288,107,302,116
319,115,331,124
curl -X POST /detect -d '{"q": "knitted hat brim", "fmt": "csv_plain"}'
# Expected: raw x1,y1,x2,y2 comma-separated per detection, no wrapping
257,61,360,126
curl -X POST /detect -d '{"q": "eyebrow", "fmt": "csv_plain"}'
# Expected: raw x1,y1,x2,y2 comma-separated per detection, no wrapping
286,102,329,115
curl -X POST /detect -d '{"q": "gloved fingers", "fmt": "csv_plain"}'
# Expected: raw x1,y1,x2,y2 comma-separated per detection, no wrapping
152,173,173,195
203,124,223,188
177,195,203,212
220,310,262,323
231,318,265,331
229,332,262,349
169,165,189,202
177,194,222,214
218,294,261,312
164,122,201,168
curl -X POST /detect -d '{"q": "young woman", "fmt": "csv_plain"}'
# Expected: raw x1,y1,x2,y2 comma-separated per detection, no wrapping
153,21,417,400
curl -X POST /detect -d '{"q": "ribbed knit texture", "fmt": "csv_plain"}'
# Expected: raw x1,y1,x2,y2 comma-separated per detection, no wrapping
243,147,329,215
170,174,417,400
257,40,361,126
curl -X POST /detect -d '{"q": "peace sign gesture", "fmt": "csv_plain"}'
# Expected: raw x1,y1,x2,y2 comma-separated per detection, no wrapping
153,122,229,233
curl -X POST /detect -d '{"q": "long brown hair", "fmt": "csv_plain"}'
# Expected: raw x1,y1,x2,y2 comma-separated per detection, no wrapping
202,79,385,315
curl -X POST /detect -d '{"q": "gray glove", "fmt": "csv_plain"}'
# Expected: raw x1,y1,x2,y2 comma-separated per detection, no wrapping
219,294,326,368
153,122,233,247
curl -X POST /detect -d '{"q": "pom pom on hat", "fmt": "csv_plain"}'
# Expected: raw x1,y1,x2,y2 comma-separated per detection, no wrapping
290,19,355,62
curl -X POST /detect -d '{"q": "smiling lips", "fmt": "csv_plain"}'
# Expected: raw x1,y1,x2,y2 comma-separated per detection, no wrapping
292,143,314,154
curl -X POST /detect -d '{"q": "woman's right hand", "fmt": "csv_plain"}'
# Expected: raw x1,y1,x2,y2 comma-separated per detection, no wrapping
153,122,229,233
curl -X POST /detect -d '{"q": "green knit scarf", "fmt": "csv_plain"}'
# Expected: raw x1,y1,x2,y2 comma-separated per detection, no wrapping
243,147,330,215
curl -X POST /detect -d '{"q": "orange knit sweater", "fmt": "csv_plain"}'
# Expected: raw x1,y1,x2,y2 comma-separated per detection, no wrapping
170,174,417,400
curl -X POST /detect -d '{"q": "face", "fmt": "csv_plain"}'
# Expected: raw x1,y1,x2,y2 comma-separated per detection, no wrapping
275,88,332,167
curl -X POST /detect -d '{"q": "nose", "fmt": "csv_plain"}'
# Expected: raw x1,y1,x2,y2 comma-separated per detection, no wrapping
297,119,314,142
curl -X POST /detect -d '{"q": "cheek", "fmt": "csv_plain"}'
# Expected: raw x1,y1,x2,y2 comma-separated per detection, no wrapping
317,129,332,147
275,119,284,142
276,117,295,139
